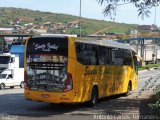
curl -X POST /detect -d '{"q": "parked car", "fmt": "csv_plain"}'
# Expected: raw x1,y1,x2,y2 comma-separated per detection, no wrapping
0,68,24,89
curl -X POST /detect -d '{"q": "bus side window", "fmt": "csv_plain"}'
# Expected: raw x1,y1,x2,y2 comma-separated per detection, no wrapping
76,43,97,65
123,49,133,66
98,46,112,65
112,48,124,66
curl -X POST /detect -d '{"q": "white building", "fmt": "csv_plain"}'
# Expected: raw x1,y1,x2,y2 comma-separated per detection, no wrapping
0,28,15,34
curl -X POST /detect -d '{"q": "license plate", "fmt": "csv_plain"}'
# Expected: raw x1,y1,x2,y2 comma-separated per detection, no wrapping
41,94,50,98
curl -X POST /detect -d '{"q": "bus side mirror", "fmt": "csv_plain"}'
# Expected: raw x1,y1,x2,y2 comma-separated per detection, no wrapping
135,55,143,66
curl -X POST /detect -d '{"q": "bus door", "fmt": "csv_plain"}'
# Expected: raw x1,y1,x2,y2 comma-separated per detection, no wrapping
111,48,133,94
132,52,139,90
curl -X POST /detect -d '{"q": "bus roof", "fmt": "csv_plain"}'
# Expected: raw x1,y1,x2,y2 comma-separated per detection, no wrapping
29,36,136,52
76,39,133,50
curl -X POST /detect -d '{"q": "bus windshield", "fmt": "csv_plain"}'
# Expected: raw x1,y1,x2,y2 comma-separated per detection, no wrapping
26,37,68,92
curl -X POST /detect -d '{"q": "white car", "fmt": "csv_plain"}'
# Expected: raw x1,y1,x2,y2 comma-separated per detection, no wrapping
0,69,24,89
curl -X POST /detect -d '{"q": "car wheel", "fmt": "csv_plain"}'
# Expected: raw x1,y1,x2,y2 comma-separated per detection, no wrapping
20,81,24,88
0,83,5,90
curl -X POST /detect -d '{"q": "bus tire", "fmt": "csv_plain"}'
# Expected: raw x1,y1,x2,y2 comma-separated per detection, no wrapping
125,82,132,96
0,83,5,90
88,86,98,106
20,81,24,88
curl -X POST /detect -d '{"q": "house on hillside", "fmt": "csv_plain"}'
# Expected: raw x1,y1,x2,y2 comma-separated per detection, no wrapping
24,23,34,27
138,25,152,32
13,18,22,24
52,22,64,28
34,17,42,21
66,22,79,29
138,24,159,32
0,28,16,34
18,28,28,34
47,27,56,33
33,25,41,29
33,28,48,34
43,22,52,26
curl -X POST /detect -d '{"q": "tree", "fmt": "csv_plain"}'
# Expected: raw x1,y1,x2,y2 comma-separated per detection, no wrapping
97,0,159,19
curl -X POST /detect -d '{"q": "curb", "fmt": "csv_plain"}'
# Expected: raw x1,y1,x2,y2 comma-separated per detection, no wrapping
138,67,159,74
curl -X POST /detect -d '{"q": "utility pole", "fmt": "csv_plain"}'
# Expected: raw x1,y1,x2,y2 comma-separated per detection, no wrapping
153,6,157,64
79,0,82,37
154,6,156,25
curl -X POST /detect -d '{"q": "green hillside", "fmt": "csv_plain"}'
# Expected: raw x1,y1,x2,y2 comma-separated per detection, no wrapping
0,7,137,36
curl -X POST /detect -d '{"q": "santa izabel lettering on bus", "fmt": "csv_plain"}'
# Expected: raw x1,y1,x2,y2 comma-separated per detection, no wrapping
35,43,59,51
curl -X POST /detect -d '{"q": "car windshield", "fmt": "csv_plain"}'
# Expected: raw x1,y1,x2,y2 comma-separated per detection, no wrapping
0,56,10,64
0,74,7,79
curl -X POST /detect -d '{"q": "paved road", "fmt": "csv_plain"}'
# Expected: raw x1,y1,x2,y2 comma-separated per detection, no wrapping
0,68,160,120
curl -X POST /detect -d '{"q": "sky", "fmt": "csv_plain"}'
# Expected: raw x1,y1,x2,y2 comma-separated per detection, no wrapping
0,0,160,26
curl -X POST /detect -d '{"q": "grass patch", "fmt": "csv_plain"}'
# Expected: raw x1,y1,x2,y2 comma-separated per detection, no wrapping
138,64,160,71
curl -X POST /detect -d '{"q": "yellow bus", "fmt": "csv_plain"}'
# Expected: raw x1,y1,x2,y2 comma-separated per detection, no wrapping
24,35,138,106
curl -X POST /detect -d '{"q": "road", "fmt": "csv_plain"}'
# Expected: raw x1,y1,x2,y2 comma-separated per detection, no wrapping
0,68,160,120
92,26,113,35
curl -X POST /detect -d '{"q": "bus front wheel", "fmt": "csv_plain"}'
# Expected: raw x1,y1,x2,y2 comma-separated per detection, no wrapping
89,87,98,106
